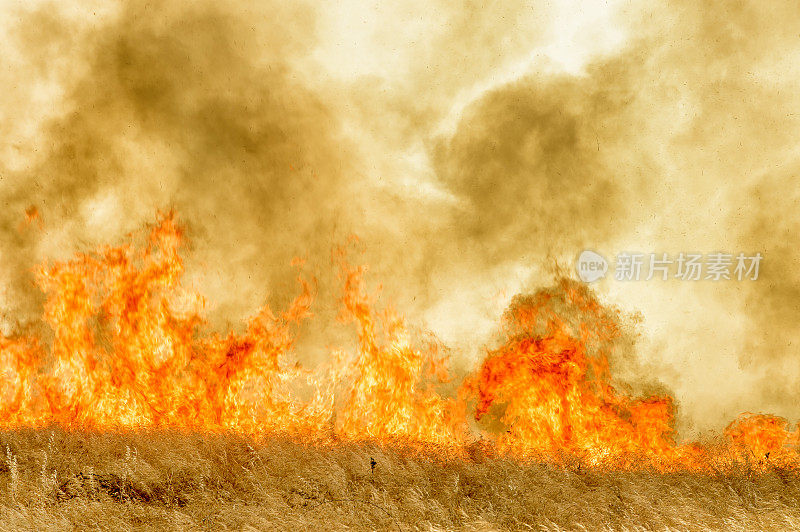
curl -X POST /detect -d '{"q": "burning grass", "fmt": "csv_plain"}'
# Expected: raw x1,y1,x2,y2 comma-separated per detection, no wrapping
0,428,798,531
1,212,800,529
1,212,798,472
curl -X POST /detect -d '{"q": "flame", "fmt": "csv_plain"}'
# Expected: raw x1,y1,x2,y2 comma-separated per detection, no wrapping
724,413,800,467
0,212,797,470
12,213,329,434
463,280,701,469
335,248,464,447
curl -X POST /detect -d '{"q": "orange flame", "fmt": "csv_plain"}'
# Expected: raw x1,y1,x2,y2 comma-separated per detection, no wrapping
335,248,464,447
463,280,700,469
0,212,797,470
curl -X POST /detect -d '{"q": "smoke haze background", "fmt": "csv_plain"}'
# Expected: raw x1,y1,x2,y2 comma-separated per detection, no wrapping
0,0,798,436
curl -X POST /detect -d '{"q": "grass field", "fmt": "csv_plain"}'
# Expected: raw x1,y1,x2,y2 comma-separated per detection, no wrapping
0,429,796,531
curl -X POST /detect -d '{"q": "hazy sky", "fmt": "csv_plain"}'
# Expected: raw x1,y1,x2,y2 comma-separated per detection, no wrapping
1,0,799,435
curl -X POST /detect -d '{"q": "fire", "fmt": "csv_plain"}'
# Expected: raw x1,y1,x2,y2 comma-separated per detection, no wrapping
464,281,701,469
0,211,797,470
725,413,800,467
11,214,330,434
335,248,464,447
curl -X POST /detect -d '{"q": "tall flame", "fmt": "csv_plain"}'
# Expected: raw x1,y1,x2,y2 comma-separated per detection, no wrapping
464,280,699,469
23,213,327,433
335,248,463,446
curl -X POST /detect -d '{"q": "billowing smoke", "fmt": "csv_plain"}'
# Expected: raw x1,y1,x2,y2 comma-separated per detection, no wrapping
1,0,799,436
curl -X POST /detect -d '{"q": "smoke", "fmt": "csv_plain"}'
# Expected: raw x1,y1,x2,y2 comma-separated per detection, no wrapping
1,0,800,435
0,0,363,333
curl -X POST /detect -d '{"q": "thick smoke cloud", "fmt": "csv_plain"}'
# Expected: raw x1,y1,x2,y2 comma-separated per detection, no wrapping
1,0,799,435
0,1,362,333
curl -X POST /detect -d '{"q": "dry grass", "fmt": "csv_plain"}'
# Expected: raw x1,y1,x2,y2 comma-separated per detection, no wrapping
0,429,797,531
